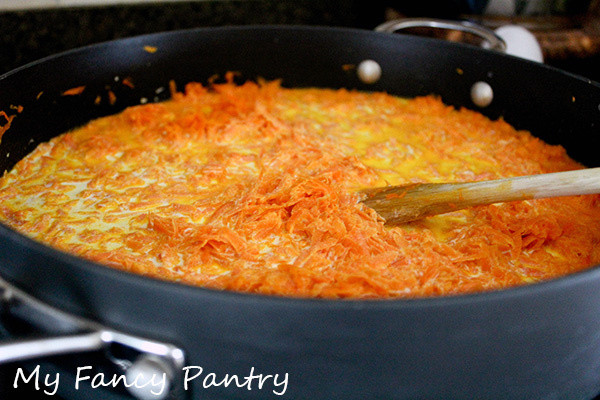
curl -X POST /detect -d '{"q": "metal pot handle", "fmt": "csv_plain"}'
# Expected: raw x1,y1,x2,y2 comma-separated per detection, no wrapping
0,276,184,400
375,18,507,52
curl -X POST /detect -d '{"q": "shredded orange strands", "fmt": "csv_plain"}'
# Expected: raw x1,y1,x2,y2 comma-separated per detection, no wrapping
1,79,600,298
10,104,23,113
61,86,86,96
107,90,117,105
122,77,135,89
0,110,17,143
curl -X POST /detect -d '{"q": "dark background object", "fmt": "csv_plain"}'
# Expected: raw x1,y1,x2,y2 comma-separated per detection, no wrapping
0,0,380,75
1,0,599,82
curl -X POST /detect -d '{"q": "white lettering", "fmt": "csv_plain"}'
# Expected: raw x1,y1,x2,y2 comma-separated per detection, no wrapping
43,372,60,396
182,366,289,396
13,365,40,389
90,372,106,388
258,373,273,389
202,372,219,388
182,366,203,390
12,362,288,396
201,372,249,390
151,373,168,396
75,366,167,396
14,365,60,396
273,373,289,396
75,366,92,390
222,373,242,388
125,371,167,396
243,367,259,390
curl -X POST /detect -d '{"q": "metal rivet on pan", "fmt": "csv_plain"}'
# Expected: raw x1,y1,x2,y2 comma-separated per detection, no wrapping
125,355,174,400
470,81,494,108
357,60,382,84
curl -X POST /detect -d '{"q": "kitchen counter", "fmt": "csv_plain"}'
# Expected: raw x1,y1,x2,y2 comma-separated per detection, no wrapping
0,0,382,75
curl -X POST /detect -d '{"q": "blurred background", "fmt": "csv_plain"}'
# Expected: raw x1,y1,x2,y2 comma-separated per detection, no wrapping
0,0,599,81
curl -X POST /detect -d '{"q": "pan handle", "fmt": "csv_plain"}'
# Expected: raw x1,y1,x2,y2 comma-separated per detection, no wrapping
375,18,507,52
0,276,184,400
0,331,108,363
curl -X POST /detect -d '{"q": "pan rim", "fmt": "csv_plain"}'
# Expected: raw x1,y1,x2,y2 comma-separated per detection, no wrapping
3,24,599,87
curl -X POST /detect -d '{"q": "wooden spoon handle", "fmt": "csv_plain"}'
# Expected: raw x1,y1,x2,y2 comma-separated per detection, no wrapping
361,167,600,225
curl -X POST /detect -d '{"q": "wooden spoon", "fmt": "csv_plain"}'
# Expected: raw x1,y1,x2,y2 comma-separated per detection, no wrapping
360,168,600,225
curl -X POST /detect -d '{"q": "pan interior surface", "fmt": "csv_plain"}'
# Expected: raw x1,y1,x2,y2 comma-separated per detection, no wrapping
1,76,599,299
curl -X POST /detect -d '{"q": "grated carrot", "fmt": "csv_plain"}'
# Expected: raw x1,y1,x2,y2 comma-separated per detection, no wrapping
0,110,17,143
0,78,599,298
62,86,86,96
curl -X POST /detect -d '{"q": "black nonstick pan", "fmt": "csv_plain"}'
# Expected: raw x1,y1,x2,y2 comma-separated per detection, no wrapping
1,24,600,400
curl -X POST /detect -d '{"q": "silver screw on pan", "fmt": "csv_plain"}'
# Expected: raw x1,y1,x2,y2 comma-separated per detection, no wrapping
357,59,382,84
471,81,494,108
125,354,176,400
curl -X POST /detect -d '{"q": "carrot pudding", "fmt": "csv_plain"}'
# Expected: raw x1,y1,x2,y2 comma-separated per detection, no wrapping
1,78,599,298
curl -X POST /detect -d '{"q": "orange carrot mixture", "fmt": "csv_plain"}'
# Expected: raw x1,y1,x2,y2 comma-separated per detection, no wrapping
1,78,599,298
61,86,86,96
